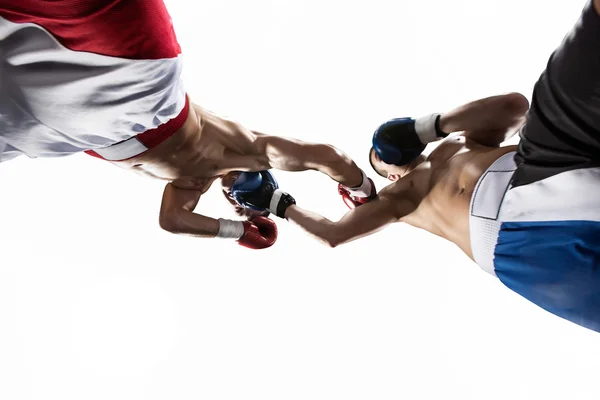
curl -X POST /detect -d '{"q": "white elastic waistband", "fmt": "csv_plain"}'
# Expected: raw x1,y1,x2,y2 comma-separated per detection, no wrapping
92,137,149,161
469,151,516,276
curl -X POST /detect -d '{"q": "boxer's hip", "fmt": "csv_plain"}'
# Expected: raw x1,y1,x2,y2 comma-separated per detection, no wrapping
493,166,600,333
470,148,600,332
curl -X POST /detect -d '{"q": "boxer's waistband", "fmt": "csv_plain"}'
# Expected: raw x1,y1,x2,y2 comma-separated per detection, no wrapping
85,96,190,161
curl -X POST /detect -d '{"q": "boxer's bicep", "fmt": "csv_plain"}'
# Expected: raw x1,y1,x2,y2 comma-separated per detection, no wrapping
159,183,220,237
440,93,529,147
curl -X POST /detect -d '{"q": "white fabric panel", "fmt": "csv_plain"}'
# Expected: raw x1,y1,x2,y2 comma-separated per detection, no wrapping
500,167,600,223
414,113,440,144
269,190,284,215
347,170,371,197
0,16,186,161
469,152,517,276
472,171,514,219
93,137,148,161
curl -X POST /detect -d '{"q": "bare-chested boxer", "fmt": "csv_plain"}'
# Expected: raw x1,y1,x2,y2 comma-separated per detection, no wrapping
239,1,600,332
0,0,376,249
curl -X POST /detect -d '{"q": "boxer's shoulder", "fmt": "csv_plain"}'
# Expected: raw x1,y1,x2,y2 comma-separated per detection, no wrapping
425,135,468,163
378,173,426,211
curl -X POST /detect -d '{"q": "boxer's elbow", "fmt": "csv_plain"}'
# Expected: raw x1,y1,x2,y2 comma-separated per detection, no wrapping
325,238,341,248
158,210,179,233
306,220,342,248
320,235,338,248
159,217,176,233
504,92,529,117
322,226,345,248
317,236,339,248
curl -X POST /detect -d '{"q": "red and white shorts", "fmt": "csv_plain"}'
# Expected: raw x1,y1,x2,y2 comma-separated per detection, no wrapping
0,0,189,162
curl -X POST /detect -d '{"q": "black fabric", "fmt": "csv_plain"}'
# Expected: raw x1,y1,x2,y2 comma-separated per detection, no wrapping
513,1,600,187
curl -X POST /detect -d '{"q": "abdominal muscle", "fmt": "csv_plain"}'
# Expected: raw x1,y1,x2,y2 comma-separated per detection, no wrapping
402,139,517,260
110,103,269,190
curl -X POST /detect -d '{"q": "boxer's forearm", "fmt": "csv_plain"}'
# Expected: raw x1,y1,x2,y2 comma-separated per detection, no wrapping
254,134,363,188
159,210,220,238
284,206,342,247
285,195,402,248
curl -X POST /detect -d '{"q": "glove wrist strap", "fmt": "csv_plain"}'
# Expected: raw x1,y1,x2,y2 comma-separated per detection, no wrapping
269,189,296,218
434,114,450,138
216,219,245,239
415,113,444,144
344,170,372,197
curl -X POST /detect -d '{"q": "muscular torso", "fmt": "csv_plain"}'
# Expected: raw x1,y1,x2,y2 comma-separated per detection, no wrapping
113,103,271,192
389,136,516,259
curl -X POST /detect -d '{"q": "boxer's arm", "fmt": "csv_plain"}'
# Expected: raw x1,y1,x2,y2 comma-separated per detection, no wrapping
284,190,413,247
439,93,529,147
253,134,364,188
159,183,220,237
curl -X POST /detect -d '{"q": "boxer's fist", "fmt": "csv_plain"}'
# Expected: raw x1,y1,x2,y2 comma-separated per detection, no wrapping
233,171,296,218
238,216,278,249
222,171,270,219
337,170,377,210
338,178,376,209
372,114,446,166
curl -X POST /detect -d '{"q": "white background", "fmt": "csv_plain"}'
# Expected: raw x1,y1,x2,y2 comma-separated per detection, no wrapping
1,0,600,399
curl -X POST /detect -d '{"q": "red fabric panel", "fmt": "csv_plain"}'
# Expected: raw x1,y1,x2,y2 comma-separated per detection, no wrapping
135,95,190,148
0,0,181,59
84,95,190,160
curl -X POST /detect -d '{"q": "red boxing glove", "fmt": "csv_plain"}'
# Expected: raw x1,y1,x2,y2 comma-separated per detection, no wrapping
338,172,377,210
237,216,278,249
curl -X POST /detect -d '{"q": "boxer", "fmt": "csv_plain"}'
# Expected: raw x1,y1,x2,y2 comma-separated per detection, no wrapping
245,1,600,332
0,0,376,250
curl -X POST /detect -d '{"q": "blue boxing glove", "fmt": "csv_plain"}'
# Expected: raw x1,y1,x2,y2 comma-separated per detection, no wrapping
372,113,448,166
231,171,296,218
231,171,274,212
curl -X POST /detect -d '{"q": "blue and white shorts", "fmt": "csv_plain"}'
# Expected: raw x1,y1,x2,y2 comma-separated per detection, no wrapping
470,1,600,333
